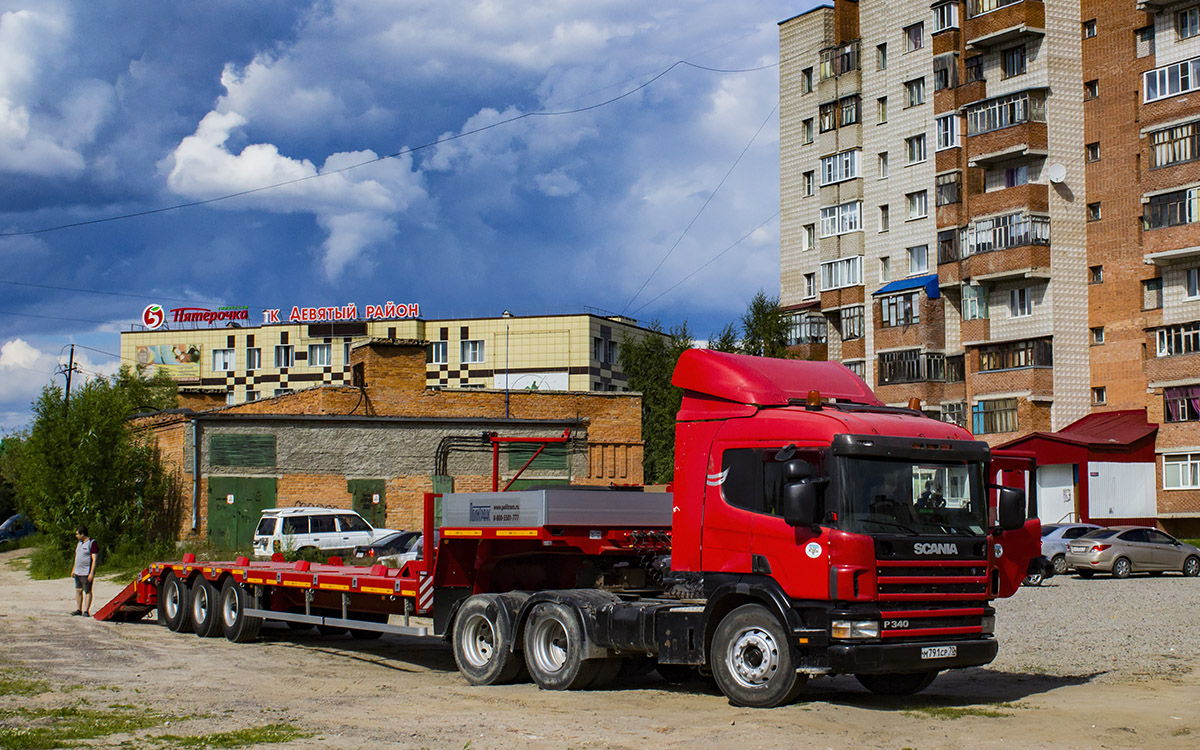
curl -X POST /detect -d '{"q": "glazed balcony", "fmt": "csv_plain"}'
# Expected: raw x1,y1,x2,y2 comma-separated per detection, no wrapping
966,90,1048,166
964,0,1046,51
969,182,1050,218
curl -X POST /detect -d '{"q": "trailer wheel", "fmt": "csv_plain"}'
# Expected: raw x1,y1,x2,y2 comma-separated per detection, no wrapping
190,578,222,638
523,602,601,690
219,577,261,643
158,573,192,633
855,670,938,695
452,596,526,685
711,604,805,708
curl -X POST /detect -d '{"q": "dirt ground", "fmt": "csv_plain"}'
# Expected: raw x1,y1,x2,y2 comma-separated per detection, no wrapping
2,548,1197,750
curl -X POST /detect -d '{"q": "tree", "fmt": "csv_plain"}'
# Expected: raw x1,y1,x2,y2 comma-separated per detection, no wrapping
620,321,694,485
707,322,740,353
0,435,22,521
739,290,792,359
6,367,181,553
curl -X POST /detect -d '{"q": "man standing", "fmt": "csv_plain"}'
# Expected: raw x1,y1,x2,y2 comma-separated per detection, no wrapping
72,526,98,617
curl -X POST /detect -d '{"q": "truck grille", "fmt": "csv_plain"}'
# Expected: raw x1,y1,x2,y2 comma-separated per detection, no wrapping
876,559,988,641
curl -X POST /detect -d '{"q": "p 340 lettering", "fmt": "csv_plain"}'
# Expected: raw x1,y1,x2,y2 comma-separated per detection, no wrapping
884,619,910,629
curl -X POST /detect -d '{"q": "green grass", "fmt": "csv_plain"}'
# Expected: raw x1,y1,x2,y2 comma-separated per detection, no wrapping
152,723,310,748
0,670,51,697
0,705,167,749
902,703,1020,720
1182,538,1200,548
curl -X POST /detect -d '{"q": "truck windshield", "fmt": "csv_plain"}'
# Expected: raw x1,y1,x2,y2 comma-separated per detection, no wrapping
837,457,987,537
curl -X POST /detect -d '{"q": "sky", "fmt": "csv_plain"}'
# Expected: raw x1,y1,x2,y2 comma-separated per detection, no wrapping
0,0,820,433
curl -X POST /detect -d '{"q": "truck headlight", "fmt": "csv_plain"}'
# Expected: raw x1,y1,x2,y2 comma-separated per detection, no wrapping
981,615,995,635
831,619,880,639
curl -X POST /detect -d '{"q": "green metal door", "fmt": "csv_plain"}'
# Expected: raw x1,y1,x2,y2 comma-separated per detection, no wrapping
207,477,277,551
348,479,387,528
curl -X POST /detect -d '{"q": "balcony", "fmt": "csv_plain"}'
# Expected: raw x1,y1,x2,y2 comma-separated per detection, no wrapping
1136,1,1174,9
970,182,1050,218
964,0,1046,51
819,40,861,80
962,214,1049,256
966,90,1048,165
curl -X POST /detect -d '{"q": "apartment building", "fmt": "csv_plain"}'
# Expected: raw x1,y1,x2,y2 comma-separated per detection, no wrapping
780,0,1200,533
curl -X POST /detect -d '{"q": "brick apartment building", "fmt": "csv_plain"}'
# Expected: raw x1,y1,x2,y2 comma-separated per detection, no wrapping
134,339,644,547
780,1,1200,535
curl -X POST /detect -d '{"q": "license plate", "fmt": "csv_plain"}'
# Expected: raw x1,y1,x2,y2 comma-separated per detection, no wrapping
1070,545,1086,553
920,646,957,660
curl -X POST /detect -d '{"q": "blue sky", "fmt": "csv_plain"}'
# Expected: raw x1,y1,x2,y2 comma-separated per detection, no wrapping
0,0,819,432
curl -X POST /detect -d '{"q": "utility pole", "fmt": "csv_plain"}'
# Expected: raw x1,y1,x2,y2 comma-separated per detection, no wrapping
64,344,76,408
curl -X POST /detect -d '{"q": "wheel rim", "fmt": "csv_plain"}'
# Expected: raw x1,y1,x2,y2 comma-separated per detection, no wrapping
460,613,497,669
165,581,180,619
1186,558,1199,576
726,627,779,689
194,587,209,623
1115,559,1130,577
1053,556,1067,574
529,615,569,674
222,589,239,627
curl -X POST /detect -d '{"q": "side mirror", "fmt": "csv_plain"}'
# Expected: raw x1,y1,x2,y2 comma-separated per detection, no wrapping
996,486,1026,531
782,481,820,528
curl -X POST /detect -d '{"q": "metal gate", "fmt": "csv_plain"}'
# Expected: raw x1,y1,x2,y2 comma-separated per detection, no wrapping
348,479,387,529
207,477,277,550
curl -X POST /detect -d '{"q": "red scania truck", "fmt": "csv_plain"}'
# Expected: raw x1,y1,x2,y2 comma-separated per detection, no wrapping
99,350,1039,707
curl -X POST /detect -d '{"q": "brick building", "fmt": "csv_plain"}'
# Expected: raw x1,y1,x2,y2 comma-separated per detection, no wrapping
135,339,644,547
780,1,1200,535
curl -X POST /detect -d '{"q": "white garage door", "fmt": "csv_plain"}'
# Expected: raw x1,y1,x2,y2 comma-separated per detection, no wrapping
1036,464,1075,524
1088,462,1156,520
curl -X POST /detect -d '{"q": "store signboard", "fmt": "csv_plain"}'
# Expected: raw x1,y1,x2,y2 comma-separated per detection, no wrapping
261,302,420,324
141,303,249,330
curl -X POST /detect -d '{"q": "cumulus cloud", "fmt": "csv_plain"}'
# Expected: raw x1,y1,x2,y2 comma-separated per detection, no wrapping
0,338,119,415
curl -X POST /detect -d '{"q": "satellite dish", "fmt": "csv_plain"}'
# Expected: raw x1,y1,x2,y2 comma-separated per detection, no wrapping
1046,163,1067,184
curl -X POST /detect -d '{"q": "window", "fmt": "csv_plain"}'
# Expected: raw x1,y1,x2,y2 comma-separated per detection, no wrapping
461,340,485,364
1188,267,1200,298
965,56,984,83
1164,453,1200,489
845,360,865,378
246,347,261,370
274,345,293,368
1164,386,1200,422
1086,142,1100,162
908,245,929,275
938,228,961,263
1091,326,1105,345
878,350,949,385
1092,387,1106,405
936,172,961,206
840,306,864,340
1157,322,1200,356
1084,80,1099,100
880,292,921,328
1143,56,1200,103
801,67,814,93
1150,122,1199,168
819,201,863,237
804,171,815,196
978,338,1052,370
803,119,814,143
877,97,888,123
984,162,1032,191
880,257,891,282
1083,19,1096,39
1144,188,1200,229
967,0,1021,16
906,135,927,164
933,2,958,32
841,95,860,126
906,190,928,219
1180,7,1200,40
934,55,957,91
820,150,860,185
879,204,890,232
936,115,960,150
804,224,816,251
1087,202,1102,221
1144,277,1164,309
592,337,618,364
308,344,331,367
1001,46,1027,78
225,390,237,406
905,23,924,52
804,273,817,299
820,101,837,132
429,341,448,364
877,43,888,70
1009,287,1033,317
878,152,889,178
905,78,926,107
943,402,966,428
343,342,351,363
966,91,1047,135
245,390,259,402
1089,265,1103,284
212,348,235,372
274,388,294,397
963,212,1050,255
820,41,860,79
720,447,826,517
972,398,1018,435
788,315,827,345
820,256,863,291
962,284,989,320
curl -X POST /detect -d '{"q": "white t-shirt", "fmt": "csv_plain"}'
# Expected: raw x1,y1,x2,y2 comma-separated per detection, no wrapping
73,539,97,576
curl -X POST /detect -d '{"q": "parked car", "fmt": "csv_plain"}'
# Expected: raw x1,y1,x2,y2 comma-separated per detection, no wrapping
1041,522,1102,574
1022,555,1056,586
0,513,36,544
252,508,397,558
1065,526,1200,578
352,530,420,561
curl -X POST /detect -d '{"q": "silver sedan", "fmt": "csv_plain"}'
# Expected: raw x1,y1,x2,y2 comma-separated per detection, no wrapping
1065,526,1200,579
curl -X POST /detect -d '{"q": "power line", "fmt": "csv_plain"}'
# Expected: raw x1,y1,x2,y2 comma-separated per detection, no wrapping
0,309,116,326
0,280,204,305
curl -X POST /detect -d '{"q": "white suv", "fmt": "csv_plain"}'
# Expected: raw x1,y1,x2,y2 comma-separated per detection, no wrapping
252,508,397,558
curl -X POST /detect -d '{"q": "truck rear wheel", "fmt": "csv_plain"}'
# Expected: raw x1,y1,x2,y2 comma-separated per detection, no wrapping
855,671,938,695
219,578,261,643
453,596,526,685
711,604,805,708
158,573,192,633
523,602,601,690
189,578,222,637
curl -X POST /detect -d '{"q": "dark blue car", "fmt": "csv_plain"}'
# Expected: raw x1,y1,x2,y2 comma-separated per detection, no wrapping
0,514,36,544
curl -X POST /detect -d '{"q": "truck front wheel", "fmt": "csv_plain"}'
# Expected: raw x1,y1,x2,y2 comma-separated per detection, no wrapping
454,596,526,685
523,602,601,690
855,671,938,695
711,604,805,708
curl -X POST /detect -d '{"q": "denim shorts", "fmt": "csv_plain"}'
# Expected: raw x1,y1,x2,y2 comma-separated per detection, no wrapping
73,574,92,594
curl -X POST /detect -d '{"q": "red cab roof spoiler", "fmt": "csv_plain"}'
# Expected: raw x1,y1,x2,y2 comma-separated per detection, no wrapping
671,349,882,407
